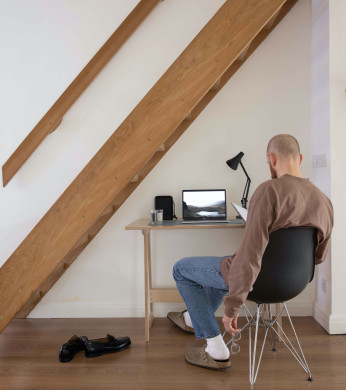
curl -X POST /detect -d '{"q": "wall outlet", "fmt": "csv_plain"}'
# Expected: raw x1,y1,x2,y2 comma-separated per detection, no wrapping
321,278,327,294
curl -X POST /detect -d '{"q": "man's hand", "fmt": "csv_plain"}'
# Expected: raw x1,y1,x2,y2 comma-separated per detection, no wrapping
222,313,240,336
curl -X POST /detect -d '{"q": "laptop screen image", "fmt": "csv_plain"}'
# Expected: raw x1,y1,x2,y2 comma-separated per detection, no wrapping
182,190,227,221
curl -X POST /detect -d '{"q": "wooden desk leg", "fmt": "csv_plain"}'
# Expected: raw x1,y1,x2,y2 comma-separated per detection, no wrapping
142,230,150,342
275,303,283,342
147,229,154,324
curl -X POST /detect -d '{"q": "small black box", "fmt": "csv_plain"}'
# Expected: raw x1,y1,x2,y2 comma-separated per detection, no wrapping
154,196,176,220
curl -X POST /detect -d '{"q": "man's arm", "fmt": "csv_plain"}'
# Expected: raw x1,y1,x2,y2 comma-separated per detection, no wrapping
315,233,331,265
315,199,333,265
223,185,275,318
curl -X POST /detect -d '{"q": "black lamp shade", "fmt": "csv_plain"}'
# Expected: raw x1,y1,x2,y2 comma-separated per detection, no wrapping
226,152,244,170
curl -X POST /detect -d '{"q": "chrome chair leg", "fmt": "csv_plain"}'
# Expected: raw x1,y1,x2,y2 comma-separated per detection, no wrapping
268,304,277,351
223,302,313,389
270,303,313,381
249,304,269,389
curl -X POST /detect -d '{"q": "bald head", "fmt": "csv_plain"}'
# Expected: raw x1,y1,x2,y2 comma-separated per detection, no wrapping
267,134,300,161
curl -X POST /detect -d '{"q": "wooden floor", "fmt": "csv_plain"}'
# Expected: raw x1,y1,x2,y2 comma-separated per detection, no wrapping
0,317,345,390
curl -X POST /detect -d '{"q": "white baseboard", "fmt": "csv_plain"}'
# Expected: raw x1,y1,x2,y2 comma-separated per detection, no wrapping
313,302,330,332
328,314,346,334
314,303,346,334
27,300,314,319
27,301,146,318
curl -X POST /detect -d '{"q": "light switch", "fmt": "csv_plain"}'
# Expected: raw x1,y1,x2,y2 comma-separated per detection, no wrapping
316,154,327,168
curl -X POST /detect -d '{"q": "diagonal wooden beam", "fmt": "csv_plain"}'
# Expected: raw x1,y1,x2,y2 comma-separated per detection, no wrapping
2,0,161,187
0,0,298,333
264,6,283,29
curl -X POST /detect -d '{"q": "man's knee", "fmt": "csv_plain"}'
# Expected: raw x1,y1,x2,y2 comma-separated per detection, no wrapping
173,257,191,281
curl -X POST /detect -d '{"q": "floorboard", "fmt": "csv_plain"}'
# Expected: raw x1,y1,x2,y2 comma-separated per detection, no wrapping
0,317,345,390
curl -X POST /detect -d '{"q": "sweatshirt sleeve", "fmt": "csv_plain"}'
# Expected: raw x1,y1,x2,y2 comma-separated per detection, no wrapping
223,185,275,318
315,200,334,265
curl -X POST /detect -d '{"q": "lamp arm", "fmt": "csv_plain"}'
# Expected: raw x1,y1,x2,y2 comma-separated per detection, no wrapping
239,161,250,180
241,179,251,209
239,161,251,209
241,179,248,203
244,178,251,209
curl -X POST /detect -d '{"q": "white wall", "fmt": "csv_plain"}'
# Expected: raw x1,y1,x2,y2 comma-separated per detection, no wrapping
0,0,312,318
311,0,332,330
311,0,346,334
329,0,346,334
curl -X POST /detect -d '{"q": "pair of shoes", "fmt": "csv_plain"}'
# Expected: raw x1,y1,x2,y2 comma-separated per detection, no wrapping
167,310,195,334
185,345,231,370
59,334,131,362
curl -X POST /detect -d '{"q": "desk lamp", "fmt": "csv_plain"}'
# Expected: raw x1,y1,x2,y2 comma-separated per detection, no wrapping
226,152,251,209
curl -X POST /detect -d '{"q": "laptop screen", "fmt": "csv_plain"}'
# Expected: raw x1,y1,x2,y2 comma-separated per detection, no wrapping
182,190,227,220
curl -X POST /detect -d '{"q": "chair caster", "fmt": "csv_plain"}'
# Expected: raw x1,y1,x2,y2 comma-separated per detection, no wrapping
308,377,313,382
272,347,276,352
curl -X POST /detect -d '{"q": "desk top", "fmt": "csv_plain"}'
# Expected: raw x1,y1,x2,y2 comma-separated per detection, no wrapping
125,218,245,231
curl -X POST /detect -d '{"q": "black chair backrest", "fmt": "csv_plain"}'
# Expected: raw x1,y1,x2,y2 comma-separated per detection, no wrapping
247,226,317,304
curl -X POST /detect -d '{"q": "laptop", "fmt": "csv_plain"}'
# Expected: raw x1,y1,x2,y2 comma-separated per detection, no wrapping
181,189,229,224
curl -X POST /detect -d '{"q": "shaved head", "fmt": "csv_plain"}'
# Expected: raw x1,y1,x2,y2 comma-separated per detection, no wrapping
267,134,300,160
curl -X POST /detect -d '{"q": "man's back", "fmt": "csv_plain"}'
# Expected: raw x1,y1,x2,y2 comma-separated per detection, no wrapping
221,174,333,317
252,174,333,263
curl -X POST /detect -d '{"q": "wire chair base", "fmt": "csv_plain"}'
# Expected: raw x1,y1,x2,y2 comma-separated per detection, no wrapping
223,303,312,389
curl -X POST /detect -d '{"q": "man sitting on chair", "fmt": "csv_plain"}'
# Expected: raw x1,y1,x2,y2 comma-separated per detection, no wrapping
167,134,333,370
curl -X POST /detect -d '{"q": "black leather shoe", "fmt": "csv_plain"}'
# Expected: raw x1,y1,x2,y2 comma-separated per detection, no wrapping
85,334,131,358
59,335,87,363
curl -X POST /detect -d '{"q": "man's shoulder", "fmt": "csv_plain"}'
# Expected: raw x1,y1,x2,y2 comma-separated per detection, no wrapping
251,176,301,202
251,178,277,201
252,175,332,208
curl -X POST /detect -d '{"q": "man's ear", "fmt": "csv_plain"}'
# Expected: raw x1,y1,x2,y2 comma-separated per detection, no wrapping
299,154,303,165
270,153,277,167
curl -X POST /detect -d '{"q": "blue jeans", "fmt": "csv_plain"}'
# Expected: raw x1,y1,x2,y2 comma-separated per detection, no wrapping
173,256,229,339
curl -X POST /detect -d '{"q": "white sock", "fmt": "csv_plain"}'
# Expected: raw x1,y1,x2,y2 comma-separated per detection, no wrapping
183,311,194,328
205,334,230,361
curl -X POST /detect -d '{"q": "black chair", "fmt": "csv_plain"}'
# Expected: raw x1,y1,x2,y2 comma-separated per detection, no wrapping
223,226,317,390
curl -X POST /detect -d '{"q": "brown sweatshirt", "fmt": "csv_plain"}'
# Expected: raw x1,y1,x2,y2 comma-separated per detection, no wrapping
220,174,334,318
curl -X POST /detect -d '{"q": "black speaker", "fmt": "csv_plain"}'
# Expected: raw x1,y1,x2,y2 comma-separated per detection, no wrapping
154,196,177,220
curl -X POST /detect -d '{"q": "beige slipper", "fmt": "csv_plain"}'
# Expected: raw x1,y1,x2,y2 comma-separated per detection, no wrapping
167,311,195,334
185,346,231,370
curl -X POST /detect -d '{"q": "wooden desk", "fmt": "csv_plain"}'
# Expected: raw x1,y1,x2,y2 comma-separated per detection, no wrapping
126,219,283,343
125,218,245,341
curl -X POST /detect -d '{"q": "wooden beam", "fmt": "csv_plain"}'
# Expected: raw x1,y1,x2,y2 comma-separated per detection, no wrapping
130,175,140,183
100,203,115,216
184,112,192,121
264,6,283,29
1,0,161,187
48,118,63,134
72,234,90,251
238,42,252,61
210,78,221,91
0,0,298,333
15,262,68,318
15,290,43,319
